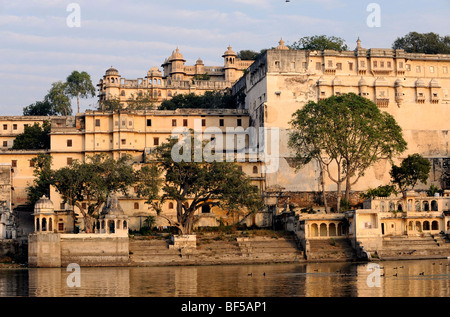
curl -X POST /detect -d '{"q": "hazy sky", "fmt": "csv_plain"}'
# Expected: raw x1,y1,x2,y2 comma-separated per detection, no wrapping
1,0,449,115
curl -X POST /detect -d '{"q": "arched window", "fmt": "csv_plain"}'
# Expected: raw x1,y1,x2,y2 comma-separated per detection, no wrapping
42,218,47,232
408,221,413,231
253,166,258,174
416,221,422,231
423,221,430,230
49,218,53,232
169,202,174,209
431,200,438,211
329,223,336,236
432,221,439,230
320,223,327,237
123,221,128,229
36,218,40,232
423,201,430,211
311,224,318,237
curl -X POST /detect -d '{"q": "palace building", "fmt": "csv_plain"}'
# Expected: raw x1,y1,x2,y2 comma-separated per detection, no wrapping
0,39,449,236
98,46,254,108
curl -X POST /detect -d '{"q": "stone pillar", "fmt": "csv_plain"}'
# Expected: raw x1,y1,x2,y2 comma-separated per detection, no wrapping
28,233,61,267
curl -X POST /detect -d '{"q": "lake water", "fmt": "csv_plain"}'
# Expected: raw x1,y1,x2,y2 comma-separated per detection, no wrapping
1,259,449,297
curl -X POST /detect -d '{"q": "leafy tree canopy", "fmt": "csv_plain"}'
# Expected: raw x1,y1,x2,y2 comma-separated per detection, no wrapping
289,93,406,212
289,35,348,51
10,121,51,150
158,91,237,110
390,153,431,196
392,32,450,54
65,70,96,113
136,136,264,234
26,153,53,206
52,153,136,232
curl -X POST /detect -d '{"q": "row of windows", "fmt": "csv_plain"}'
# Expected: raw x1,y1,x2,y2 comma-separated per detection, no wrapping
315,60,449,74
94,118,243,128
2,123,28,131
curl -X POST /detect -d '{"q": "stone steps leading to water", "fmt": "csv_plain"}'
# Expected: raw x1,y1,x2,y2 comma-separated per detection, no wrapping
128,234,304,266
376,234,450,260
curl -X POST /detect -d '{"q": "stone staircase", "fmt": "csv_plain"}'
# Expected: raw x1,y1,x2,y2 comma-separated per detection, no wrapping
129,233,304,266
307,238,357,261
377,234,450,260
235,236,303,263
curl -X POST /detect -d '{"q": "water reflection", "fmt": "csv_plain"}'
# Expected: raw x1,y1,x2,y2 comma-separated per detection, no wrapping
0,259,449,297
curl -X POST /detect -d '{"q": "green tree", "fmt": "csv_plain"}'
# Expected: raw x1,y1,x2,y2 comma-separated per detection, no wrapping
289,93,407,212
158,91,237,110
360,185,398,200
65,71,96,114
392,32,450,54
11,121,51,150
45,81,72,116
289,35,348,51
390,153,431,197
26,153,53,206
23,100,55,116
136,136,264,235
52,153,136,232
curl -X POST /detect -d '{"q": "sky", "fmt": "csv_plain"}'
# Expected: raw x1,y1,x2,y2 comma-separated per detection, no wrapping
0,0,449,115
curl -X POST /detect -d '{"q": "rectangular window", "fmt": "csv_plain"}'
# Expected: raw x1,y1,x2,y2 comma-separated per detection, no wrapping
373,61,378,67
327,60,333,67
387,61,391,68
153,137,159,146
380,61,384,68
11,160,17,167
3,124,7,130
316,62,321,70
29,160,34,167
336,63,342,70
219,119,224,127
121,139,126,145
406,64,411,71
237,119,242,127
58,223,64,231
349,62,353,71
67,139,72,147
183,119,188,127
13,124,17,130
67,157,73,165
134,202,139,209
60,203,65,210
201,119,206,127
172,119,177,127
416,66,421,73
2,141,7,147
360,61,366,68
95,119,100,127
146,119,152,127
430,66,435,73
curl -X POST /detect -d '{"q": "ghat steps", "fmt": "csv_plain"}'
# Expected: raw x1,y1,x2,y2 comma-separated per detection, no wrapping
377,234,450,260
307,238,357,261
129,234,304,266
